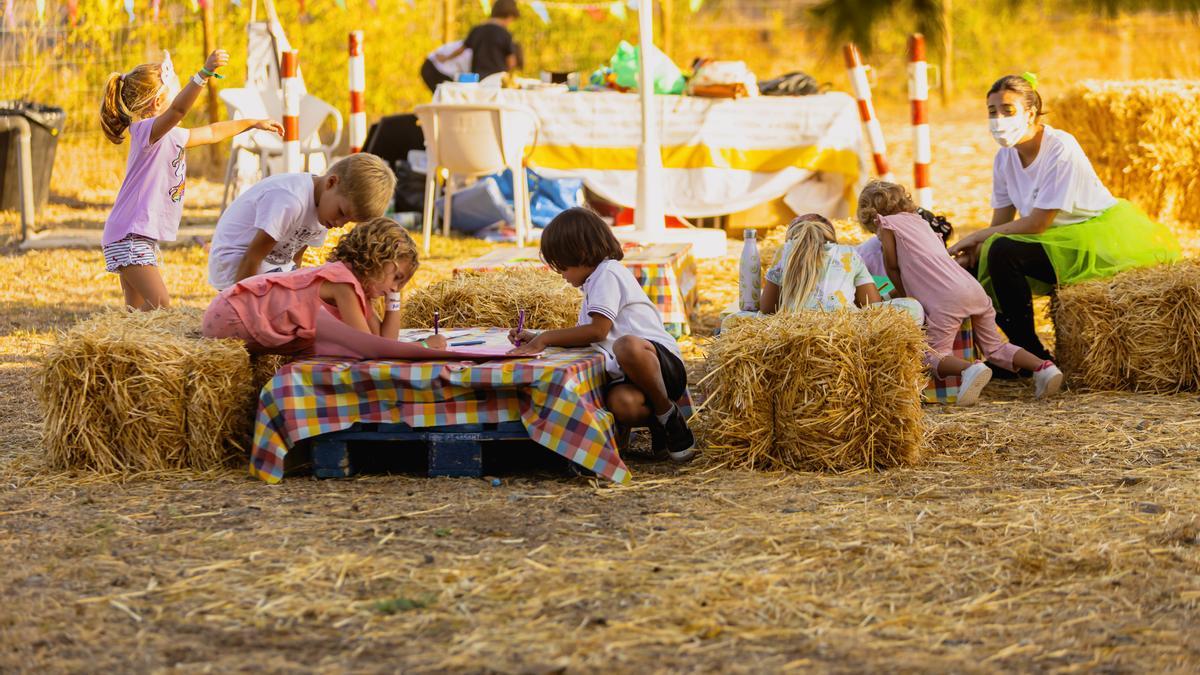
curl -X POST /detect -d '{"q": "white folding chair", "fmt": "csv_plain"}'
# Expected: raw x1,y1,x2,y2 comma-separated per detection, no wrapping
220,88,344,212
413,102,539,254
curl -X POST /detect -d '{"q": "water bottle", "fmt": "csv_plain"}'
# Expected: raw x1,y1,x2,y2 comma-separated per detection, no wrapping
739,229,761,312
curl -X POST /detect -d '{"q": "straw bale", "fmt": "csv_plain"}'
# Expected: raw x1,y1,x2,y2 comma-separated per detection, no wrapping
36,308,260,472
1053,80,1200,224
1054,260,1200,392
401,267,581,330
699,306,927,471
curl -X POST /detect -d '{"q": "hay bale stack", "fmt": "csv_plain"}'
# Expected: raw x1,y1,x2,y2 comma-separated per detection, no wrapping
1053,80,1200,224
36,308,261,472
699,307,927,472
1054,261,1200,392
401,267,581,330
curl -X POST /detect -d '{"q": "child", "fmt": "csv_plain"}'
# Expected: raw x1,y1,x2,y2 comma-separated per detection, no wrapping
207,152,396,291
859,180,1064,404
507,208,694,462
857,207,953,280
435,0,520,81
420,40,472,93
202,217,449,358
101,49,282,310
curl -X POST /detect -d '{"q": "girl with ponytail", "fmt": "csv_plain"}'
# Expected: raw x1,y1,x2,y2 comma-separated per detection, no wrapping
99,49,281,310
759,214,885,315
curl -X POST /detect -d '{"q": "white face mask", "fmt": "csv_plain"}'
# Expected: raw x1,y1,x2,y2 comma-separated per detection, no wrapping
160,50,181,102
989,113,1028,148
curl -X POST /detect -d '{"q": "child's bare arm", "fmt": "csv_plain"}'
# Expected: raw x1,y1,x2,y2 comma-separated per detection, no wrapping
855,282,882,307
319,282,372,334
879,228,907,298
509,314,612,355
759,279,780,314
292,246,307,268
185,118,282,148
150,50,227,145
234,230,279,284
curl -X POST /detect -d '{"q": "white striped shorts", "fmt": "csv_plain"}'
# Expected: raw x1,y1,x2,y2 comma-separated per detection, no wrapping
103,234,160,273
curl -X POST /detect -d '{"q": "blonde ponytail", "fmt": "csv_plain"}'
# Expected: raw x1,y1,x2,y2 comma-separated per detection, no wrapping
99,64,165,144
778,218,837,313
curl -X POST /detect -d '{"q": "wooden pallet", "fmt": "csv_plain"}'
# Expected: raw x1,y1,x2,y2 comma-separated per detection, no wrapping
312,420,532,479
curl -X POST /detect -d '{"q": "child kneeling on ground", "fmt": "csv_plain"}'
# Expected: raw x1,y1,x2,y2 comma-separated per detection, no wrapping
859,180,1063,404
202,218,450,358
207,152,397,291
507,208,695,462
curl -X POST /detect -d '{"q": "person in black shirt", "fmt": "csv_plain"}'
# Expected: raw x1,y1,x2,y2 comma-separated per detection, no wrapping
436,0,519,80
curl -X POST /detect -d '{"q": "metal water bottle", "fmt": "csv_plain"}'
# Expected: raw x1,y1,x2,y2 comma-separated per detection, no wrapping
739,229,761,311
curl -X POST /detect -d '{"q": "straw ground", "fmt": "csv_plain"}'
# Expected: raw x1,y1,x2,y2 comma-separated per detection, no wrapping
1,108,1198,671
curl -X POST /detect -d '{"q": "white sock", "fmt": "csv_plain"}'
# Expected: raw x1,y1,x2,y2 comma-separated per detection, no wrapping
655,404,676,426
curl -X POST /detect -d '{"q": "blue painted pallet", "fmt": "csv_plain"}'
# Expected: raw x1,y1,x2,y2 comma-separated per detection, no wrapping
311,420,531,479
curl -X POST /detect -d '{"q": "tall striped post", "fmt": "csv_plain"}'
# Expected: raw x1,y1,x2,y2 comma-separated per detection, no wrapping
843,43,894,182
281,50,302,173
348,31,366,154
908,34,933,209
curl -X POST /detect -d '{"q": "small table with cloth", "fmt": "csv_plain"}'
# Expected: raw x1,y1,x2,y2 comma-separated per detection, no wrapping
454,242,698,338
251,329,632,483
432,85,868,219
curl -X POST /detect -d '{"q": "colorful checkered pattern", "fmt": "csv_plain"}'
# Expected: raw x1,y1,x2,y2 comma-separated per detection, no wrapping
251,331,629,484
922,318,976,404
455,244,699,338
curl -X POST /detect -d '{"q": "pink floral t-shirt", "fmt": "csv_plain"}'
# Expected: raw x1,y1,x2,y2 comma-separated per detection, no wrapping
101,119,190,246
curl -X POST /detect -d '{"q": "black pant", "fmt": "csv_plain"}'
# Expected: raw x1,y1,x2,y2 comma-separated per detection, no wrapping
420,58,453,93
984,237,1056,360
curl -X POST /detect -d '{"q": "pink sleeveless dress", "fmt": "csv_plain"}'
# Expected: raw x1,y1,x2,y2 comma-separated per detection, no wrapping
202,262,369,354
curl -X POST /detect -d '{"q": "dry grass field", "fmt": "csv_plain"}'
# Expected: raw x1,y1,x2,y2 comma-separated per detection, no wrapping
1,107,1198,672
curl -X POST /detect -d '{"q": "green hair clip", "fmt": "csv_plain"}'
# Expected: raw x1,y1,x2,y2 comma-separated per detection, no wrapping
1021,71,1038,90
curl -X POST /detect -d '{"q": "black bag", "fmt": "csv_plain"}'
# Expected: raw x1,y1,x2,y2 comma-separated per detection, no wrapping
759,72,823,97
391,160,427,213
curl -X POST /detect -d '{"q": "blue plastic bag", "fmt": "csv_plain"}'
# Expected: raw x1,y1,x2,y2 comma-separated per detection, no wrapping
434,180,513,233
490,169,583,227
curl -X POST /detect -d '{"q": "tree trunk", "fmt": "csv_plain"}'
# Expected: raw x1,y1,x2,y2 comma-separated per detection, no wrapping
939,0,953,103
202,0,221,169
442,0,457,45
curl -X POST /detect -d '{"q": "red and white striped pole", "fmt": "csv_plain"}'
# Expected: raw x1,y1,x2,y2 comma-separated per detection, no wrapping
281,50,302,172
348,31,366,154
843,43,893,182
908,34,933,209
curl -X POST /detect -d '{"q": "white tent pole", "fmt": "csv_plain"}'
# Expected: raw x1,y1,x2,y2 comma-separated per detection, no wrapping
634,0,666,235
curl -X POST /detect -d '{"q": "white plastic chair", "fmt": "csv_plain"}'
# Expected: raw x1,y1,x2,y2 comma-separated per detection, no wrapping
220,88,344,212
413,102,539,255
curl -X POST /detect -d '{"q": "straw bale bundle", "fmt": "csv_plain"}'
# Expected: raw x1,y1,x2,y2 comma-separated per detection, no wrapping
36,308,262,473
401,267,581,330
1053,80,1200,224
699,307,926,472
1054,260,1200,393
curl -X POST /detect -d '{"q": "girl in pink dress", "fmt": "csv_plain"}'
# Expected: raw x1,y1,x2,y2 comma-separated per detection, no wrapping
202,218,452,359
100,49,281,310
858,181,1063,405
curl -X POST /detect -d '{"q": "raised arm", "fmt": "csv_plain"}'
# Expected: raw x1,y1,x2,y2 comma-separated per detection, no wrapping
150,49,227,145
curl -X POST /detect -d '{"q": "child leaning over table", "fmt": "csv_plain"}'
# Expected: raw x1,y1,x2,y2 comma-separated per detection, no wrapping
507,207,695,462
202,217,449,358
206,153,397,291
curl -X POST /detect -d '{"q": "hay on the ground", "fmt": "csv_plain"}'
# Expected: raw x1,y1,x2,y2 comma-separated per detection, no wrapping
36,308,264,472
1053,80,1200,224
401,267,581,330
698,307,927,471
1054,260,1200,393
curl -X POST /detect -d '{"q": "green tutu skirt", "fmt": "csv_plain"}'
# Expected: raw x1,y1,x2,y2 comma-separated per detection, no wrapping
978,199,1182,301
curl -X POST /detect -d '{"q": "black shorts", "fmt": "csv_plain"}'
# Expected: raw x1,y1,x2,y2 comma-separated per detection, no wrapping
420,58,454,93
603,340,688,402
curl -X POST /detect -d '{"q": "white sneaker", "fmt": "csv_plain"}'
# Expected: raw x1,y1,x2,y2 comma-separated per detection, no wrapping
955,362,992,406
1034,364,1064,399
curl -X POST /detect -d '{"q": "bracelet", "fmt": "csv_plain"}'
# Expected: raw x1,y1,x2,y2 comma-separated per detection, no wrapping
386,301,402,312
386,292,402,312
191,73,207,88
199,67,224,79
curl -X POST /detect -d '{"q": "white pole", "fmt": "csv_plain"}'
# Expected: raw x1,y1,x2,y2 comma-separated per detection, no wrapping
634,0,665,236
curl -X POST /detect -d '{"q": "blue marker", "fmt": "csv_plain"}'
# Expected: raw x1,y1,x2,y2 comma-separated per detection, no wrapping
450,339,485,347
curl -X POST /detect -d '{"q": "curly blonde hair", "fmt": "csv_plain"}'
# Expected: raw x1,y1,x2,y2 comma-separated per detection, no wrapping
856,180,917,233
100,63,165,144
328,217,419,283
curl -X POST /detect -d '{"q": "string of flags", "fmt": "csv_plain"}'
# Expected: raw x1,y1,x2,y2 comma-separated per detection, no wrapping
2,0,702,28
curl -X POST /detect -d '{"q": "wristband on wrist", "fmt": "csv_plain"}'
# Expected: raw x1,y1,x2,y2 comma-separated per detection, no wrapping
199,67,224,79
386,292,402,312
387,302,402,312
191,73,207,87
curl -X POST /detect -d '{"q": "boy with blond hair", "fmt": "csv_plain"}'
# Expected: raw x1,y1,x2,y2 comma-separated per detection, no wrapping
207,152,397,290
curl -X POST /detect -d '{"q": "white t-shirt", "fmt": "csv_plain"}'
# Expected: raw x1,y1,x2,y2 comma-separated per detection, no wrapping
765,242,874,311
207,173,327,290
428,41,473,78
579,259,682,377
991,125,1117,226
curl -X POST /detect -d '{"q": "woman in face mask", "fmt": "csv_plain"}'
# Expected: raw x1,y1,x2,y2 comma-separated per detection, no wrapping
947,73,1181,363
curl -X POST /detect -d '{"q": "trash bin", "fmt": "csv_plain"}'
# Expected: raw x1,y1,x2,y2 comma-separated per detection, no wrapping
0,101,67,213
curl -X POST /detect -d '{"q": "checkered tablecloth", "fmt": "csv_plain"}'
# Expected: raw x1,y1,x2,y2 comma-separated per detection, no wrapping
454,243,698,337
250,329,629,483
923,318,976,404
